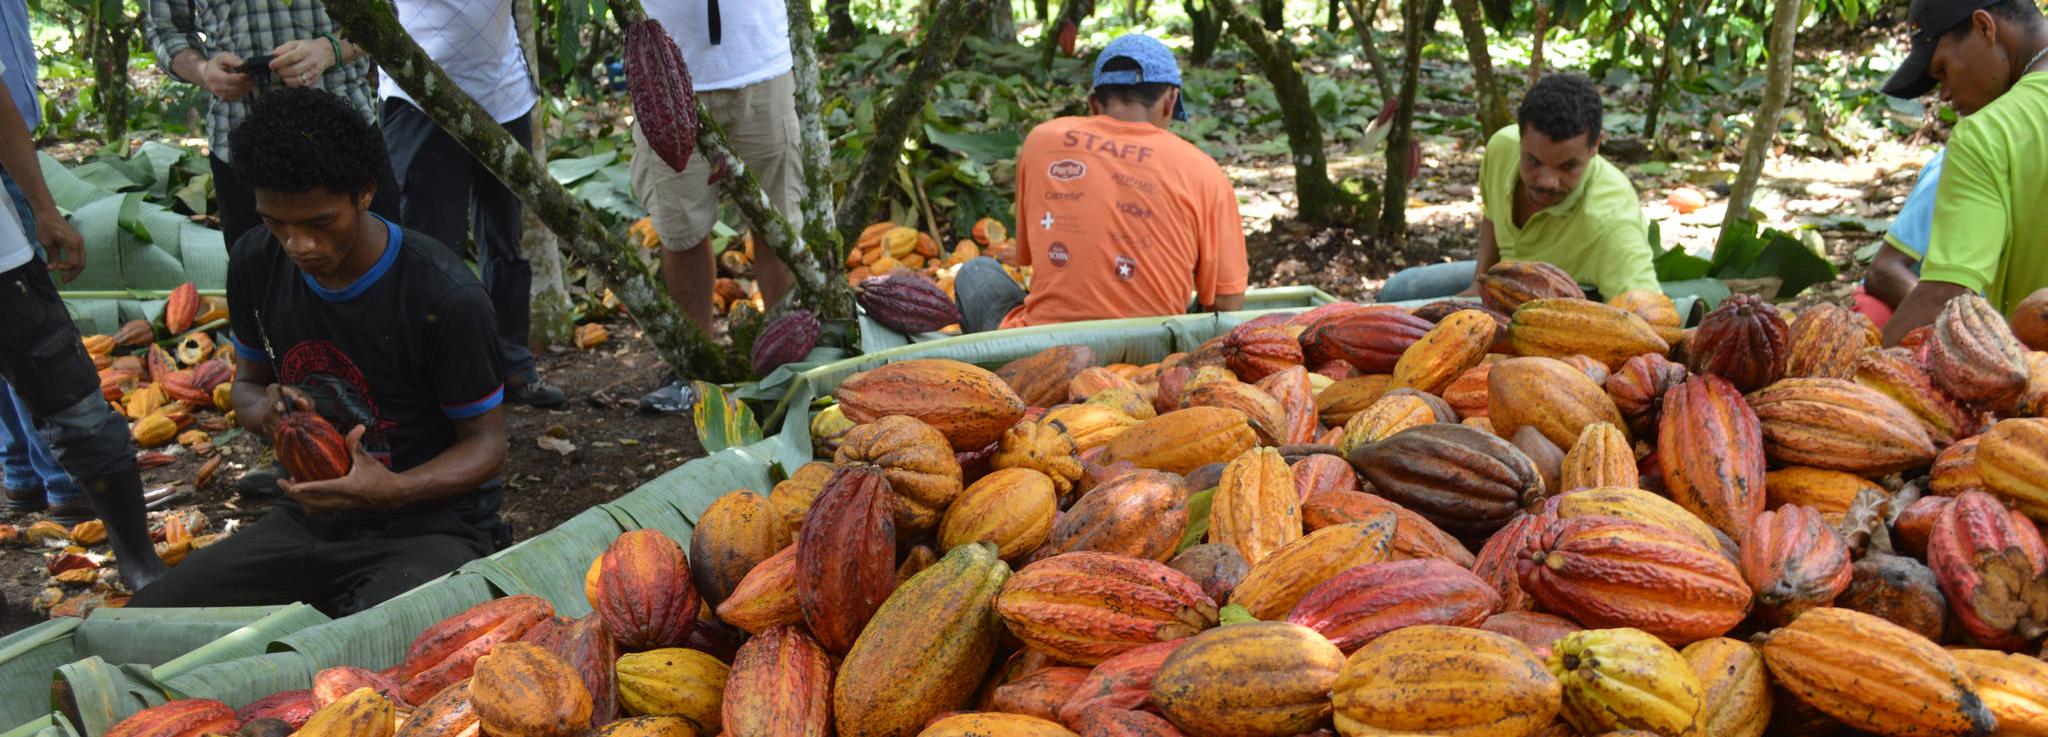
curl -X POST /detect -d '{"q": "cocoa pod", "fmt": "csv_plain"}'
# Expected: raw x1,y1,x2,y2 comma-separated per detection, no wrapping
275,409,351,482
1854,347,1981,446
1740,504,1853,626
1786,304,1878,380
1490,356,1630,452
1687,293,1790,393
1681,637,1773,737
597,530,701,653
1231,516,1396,620
1286,559,1501,653
470,642,593,737
1149,622,1345,737
1548,628,1704,737
1389,309,1495,394
796,465,897,653
1508,299,1670,371
1927,490,2048,650
624,19,698,171
1658,375,1766,543
1102,407,1258,477
859,273,963,334
394,594,553,705
1605,353,1688,436
1520,513,1751,644
1747,378,1937,477
1300,307,1434,374
995,551,1218,665
1478,261,1582,313
1221,325,1303,383
751,310,821,376
999,345,1097,409
992,667,1091,722
1480,611,1582,658
690,490,790,607
1949,649,2048,737
835,543,1011,737
1208,447,1303,565
1929,293,2030,411
836,359,1026,452
1350,423,1543,541
104,699,238,737
835,414,965,533
941,467,1058,560
1756,607,1996,737
1837,552,1949,642
1166,545,1248,609
1037,469,1188,563
723,625,832,737
1976,418,2048,522
1558,422,1637,492
1300,490,1474,567
1331,624,1561,737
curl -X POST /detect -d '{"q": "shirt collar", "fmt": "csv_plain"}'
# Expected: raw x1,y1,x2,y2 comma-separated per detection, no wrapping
299,215,401,302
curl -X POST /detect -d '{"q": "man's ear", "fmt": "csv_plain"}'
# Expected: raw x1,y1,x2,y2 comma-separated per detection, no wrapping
356,184,377,213
1156,88,1179,122
1088,94,1102,116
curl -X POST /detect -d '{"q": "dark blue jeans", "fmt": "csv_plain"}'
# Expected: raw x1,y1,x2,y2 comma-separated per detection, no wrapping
0,173,80,503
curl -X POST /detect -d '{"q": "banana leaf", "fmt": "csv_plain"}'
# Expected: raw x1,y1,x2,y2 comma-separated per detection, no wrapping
72,606,319,672
458,508,624,617
691,381,763,455
266,574,495,674
855,284,1339,354
0,715,75,737
158,651,317,709
51,658,165,736
0,621,81,728
40,153,229,336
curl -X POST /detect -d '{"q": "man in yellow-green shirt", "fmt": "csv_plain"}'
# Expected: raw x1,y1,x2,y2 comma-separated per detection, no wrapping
1880,0,2048,345
1377,73,1660,303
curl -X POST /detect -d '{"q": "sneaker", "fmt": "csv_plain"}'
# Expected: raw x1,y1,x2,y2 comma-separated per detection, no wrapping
638,376,698,415
505,379,567,409
237,463,286,499
4,486,46,515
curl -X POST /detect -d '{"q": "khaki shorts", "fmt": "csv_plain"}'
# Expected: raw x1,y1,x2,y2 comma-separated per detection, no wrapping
630,72,806,251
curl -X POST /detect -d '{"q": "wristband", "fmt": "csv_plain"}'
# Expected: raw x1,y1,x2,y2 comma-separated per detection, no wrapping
322,32,345,68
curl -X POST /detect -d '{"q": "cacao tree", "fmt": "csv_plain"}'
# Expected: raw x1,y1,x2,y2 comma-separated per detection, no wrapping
826,0,860,44
1214,0,1356,225
1184,0,1225,64
1722,0,1801,232
86,0,132,142
514,0,578,349
786,0,843,264
1340,0,1394,100
1449,0,1510,133
1380,0,1443,240
837,0,990,248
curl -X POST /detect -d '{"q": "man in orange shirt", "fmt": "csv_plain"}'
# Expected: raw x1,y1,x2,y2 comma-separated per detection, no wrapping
954,34,1248,332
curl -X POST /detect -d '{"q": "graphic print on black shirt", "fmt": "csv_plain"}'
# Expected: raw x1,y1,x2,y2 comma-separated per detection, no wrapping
228,216,504,475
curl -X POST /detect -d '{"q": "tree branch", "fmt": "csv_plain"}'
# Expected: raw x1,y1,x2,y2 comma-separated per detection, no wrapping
325,0,750,381
836,0,989,245
1341,0,1395,101
1449,0,1509,133
786,0,844,266
1721,0,1800,231
1215,0,1352,224
1379,0,1443,240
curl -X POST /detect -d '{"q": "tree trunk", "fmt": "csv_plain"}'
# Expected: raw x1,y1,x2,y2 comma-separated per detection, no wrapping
1215,0,1351,224
1327,0,1340,31
786,0,843,266
1186,0,1223,64
1529,1,1549,83
325,0,756,381
1038,0,1089,73
1449,0,1508,133
1259,0,1284,29
841,0,989,245
1036,0,1051,20
1341,0,1394,101
987,0,1018,42
827,0,860,44
89,0,129,143
1721,0,1800,232
1642,16,1678,145
512,0,576,349
1379,0,1441,240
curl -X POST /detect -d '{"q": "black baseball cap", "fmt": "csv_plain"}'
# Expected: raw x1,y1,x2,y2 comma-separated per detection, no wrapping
1884,0,2004,98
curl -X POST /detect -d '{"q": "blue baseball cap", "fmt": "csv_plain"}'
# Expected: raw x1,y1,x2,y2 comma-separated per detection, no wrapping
1092,34,1189,121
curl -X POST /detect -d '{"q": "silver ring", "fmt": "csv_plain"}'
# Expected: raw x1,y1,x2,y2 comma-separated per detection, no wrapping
301,73,311,84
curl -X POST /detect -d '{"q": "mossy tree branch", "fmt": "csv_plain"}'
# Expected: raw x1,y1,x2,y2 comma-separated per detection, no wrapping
1215,0,1355,225
835,0,989,246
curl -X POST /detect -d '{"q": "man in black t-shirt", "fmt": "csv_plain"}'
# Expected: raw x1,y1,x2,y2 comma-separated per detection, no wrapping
128,88,511,615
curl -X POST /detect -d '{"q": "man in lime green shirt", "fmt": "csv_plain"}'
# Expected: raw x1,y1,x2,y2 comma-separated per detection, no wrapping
1880,0,2048,345
1377,73,1660,303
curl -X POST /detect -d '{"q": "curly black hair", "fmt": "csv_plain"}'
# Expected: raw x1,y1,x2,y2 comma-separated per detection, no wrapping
1517,73,1605,145
228,87,389,196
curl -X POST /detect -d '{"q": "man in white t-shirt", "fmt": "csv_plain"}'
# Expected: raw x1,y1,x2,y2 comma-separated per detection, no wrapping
633,0,803,413
0,67,169,591
380,0,564,408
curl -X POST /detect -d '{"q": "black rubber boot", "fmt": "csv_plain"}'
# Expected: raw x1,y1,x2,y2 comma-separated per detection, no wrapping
74,468,169,591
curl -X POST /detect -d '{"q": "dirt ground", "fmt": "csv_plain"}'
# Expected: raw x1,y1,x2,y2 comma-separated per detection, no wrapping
0,324,697,635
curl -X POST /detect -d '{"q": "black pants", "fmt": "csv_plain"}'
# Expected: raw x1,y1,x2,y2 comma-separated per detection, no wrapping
0,258,134,479
954,257,1028,333
211,143,401,251
127,499,502,615
380,100,537,383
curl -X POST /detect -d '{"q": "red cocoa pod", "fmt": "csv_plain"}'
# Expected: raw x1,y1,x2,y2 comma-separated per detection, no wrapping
998,345,1097,409
1256,366,1320,446
236,690,317,730
996,552,1218,666
103,699,237,737
313,666,406,709
1473,513,1541,612
722,624,833,737
1785,303,1879,380
796,464,898,653
1479,611,1582,658
1927,293,2030,410
1166,544,1249,605
1853,347,1982,447
1073,708,1189,737
751,310,821,376
1291,454,1356,501
1658,375,1766,544
164,282,199,334
1301,490,1475,567
992,667,1091,722
1223,325,1304,383
1035,470,1188,563
596,529,702,653
1686,293,1790,393
624,19,697,171
275,409,351,483
1285,558,1501,653
860,273,964,334
524,613,619,727
1476,261,1582,314
1300,307,1434,374
1605,353,1688,436
1927,490,2048,650
1519,513,1752,644
1893,495,1953,558
395,594,553,705
1058,638,1188,726
1739,504,1853,626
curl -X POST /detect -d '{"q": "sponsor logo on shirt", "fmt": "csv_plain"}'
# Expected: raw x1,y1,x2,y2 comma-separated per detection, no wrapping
1116,201,1155,220
1048,242,1071,267
1107,231,1152,250
1114,255,1137,281
1111,172,1156,193
1043,190,1086,202
1048,159,1087,181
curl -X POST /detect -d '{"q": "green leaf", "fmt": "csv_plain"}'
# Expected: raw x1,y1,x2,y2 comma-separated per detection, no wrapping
692,381,763,455
548,151,618,186
1178,486,1216,555
1219,604,1258,625
1655,246,1715,282
1710,219,1840,298
921,123,1021,165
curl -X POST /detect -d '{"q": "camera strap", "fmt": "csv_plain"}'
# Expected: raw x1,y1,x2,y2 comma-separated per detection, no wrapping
708,0,722,45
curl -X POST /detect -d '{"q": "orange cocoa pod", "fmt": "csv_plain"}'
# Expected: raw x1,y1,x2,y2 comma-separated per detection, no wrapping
1478,261,1582,314
991,667,1091,722
1069,366,1140,402
1539,486,1727,558
1102,407,1257,477
238,690,318,730
1230,515,1396,620
995,552,1218,665
1184,380,1288,447
274,409,351,482
596,529,701,653
1148,622,1344,737
1300,490,1474,567
1519,513,1751,644
999,345,1097,408
1286,559,1501,653
1748,378,1936,476
714,545,799,635
836,359,1026,452
1764,466,1879,523
940,468,1058,561
1222,324,1304,383
470,642,592,737
1337,393,1436,455
1058,638,1185,726
722,625,832,737
1253,366,1319,445
1441,362,1493,419
1740,504,1854,626
113,318,155,348
834,544,1011,737
1480,610,1582,658
1933,435,1990,497
104,699,238,737
1681,637,1773,737
1489,356,1629,452
521,614,617,727
1316,374,1394,427
1389,309,1495,394
1975,418,2048,521
1949,648,2048,737
992,420,1085,502
313,666,405,709
1688,293,1790,393
1290,454,1356,501
1330,624,1560,736
1928,293,2030,411
163,282,199,334
689,490,791,607
1557,422,1637,492
1756,607,1996,737
796,465,896,653
1786,303,1879,380
1854,346,1981,447
1658,375,1766,543
1507,299,1670,371
835,415,964,533
394,680,477,737
1610,290,1685,346
1208,447,1302,566
392,594,554,704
